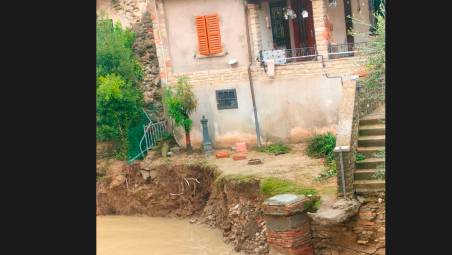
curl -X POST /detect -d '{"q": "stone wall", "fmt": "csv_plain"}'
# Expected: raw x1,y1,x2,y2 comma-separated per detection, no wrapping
311,195,385,255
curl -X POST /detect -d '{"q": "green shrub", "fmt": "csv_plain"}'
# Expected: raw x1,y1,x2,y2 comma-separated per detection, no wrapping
356,153,366,161
261,177,317,197
306,133,337,181
258,143,290,155
163,77,197,152
306,133,336,158
96,18,145,160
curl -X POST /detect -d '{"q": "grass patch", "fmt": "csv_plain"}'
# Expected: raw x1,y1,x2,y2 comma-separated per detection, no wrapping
356,153,366,161
258,143,290,155
260,177,317,197
306,133,337,181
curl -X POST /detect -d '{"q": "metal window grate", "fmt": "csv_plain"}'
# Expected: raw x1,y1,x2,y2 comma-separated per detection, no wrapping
216,89,238,110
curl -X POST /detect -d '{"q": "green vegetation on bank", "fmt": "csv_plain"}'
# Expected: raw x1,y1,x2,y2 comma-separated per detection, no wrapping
258,143,290,155
306,133,337,181
96,18,146,160
260,177,317,197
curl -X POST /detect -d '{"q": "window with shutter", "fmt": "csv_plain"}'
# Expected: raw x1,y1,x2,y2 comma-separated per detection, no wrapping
195,14,223,56
205,14,222,55
195,16,210,55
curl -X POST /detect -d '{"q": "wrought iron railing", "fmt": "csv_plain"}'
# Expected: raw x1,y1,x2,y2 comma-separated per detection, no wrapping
128,110,168,163
259,46,318,65
328,42,367,59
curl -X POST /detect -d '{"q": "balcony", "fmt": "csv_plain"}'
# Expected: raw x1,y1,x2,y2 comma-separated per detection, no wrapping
328,42,367,59
259,46,318,66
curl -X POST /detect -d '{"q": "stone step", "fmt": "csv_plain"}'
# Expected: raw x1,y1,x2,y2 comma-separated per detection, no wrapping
359,114,385,126
358,135,385,147
354,180,385,193
359,124,385,136
356,158,385,169
354,169,379,180
357,146,385,158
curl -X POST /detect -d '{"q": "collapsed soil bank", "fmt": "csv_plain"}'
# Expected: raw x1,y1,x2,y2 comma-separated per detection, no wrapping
96,159,385,255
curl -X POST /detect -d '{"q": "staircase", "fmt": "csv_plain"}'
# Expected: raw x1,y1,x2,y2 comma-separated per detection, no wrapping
354,113,385,194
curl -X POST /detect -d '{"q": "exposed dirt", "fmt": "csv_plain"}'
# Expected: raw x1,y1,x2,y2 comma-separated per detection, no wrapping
97,160,268,254
144,143,337,203
96,162,217,217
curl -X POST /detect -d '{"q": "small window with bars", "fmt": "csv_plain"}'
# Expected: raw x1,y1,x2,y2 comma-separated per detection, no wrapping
216,89,238,110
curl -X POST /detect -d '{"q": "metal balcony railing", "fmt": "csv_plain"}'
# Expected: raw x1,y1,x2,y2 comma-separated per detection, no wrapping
328,42,367,59
259,46,318,65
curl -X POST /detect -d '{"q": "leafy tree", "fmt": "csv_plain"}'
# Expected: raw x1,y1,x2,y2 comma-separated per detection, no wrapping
163,77,198,153
96,18,145,160
357,2,385,89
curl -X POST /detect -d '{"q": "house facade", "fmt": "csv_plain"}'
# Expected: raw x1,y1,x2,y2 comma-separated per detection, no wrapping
126,0,375,148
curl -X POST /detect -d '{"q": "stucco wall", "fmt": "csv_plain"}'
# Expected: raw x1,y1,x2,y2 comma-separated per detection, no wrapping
163,0,250,73
258,2,274,51
327,0,347,44
174,72,342,149
351,0,370,43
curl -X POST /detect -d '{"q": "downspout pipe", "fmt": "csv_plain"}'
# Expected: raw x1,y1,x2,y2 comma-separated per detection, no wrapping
244,1,262,147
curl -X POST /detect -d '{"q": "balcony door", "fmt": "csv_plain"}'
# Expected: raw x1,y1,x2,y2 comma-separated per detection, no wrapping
291,0,316,49
269,0,291,49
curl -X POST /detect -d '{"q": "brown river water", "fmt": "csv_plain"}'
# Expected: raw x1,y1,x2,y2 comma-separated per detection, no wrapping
97,216,244,255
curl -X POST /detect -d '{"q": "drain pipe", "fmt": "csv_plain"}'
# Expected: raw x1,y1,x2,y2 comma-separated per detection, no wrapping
244,1,262,147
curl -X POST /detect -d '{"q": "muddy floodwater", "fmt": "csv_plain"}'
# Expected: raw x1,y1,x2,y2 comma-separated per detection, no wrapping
97,216,244,255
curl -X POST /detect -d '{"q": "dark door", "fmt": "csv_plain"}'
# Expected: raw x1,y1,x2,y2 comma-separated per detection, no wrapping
269,0,291,49
291,0,316,49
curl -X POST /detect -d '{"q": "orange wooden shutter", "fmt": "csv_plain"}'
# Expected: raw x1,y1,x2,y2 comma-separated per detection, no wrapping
195,16,210,55
205,14,222,55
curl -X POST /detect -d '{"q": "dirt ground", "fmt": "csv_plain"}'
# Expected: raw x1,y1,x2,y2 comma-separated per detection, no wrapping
143,143,337,203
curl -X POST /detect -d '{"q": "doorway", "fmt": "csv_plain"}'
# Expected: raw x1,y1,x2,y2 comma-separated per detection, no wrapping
291,0,316,49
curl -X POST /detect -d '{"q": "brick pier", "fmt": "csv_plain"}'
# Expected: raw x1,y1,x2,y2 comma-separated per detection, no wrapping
262,194,314,255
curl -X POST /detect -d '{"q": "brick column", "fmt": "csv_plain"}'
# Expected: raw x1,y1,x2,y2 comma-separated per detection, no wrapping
312,0,329,59
247,3,262,66
148,0,172,86
262,194,314,255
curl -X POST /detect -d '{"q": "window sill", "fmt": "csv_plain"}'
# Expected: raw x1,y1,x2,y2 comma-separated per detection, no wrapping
195,51,228,59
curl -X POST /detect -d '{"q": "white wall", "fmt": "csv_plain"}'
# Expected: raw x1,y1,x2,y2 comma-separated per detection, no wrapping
179,75,342,149
163,0,250,73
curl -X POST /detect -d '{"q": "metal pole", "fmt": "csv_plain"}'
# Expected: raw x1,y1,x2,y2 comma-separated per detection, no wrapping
244,2,262,147
338,147,347,198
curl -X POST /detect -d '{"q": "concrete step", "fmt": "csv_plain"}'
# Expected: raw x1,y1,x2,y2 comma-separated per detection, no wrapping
356,158,385,169
357,146,385,158
354,180,385,193
359,124,385,136
354,169,379,180
359,114,385,126
358,135,385,147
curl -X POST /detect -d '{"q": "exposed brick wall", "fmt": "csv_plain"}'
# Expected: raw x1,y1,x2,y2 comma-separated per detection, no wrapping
312,0,329,58
311,195,386,255
165,56,365,87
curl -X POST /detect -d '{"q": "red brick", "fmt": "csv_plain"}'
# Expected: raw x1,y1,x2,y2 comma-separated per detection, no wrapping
215,151,230,158
232,153,246,160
